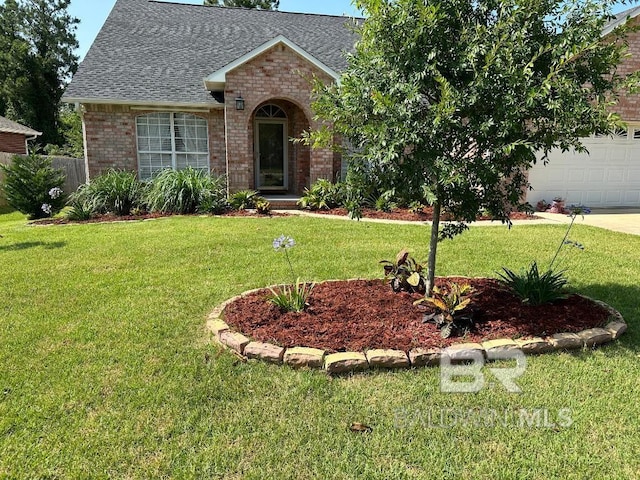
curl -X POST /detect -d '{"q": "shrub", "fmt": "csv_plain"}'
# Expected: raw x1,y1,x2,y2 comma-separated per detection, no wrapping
146,168,228,214
297,179,345,210
255,199,271,215
82,169,146,216
229,190,265,210
497,262,568,306
0,153,66,219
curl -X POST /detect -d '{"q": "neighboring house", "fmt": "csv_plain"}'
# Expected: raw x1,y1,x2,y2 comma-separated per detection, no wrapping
65,0,640,206
63,0,358,195
0,115,41,155
528,6,640,208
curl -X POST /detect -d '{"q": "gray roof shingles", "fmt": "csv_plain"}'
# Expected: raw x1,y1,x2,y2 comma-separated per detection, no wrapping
64,0,359,106
0,115,41,136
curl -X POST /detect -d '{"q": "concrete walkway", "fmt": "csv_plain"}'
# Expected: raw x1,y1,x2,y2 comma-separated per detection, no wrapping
284,208,640,235
536,209,640,236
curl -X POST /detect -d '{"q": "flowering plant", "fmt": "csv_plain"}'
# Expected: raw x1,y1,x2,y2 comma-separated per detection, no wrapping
549,205,591,270
268,235,314,312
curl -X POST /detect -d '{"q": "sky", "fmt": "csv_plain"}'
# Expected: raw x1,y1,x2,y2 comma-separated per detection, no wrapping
68,0,363,61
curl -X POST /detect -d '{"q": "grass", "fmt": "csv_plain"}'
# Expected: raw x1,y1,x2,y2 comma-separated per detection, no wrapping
0,211,638,479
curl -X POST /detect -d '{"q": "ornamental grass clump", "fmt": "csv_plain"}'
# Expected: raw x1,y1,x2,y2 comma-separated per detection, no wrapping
268,235,314,313
498,205,590,305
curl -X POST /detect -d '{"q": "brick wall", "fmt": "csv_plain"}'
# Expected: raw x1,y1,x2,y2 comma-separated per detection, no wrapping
82,104,226,180
225,42,336,193
611,16,640,122
0,132,27,154
81,44,338,189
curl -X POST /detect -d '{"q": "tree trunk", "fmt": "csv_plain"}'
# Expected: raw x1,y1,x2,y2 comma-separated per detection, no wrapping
425,199,441,296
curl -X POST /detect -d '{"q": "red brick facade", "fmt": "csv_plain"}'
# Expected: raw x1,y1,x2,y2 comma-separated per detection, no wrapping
81,43,339,193
609,16,640,122
0,132,27,154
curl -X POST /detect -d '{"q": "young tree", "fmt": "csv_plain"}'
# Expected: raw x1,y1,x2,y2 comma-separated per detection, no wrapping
0,0,79,146
309,0,638,294
204,0,279,9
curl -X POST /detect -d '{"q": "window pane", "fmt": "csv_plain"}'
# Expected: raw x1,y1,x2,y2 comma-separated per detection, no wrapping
137,113,209,178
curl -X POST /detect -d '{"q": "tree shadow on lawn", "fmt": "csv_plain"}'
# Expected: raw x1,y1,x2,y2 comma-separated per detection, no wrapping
0,241,66,252
574,283,639,353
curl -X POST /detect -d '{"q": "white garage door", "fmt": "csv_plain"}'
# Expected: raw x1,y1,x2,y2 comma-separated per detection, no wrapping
528,128,640,208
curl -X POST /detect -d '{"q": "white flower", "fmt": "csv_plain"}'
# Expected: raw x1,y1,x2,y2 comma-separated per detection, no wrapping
48,187,63,199
41,203,52,215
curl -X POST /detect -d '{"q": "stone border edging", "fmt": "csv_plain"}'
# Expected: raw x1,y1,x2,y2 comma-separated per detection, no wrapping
205,281,628,375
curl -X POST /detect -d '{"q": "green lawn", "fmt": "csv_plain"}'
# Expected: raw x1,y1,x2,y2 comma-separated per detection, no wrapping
0,210,638,479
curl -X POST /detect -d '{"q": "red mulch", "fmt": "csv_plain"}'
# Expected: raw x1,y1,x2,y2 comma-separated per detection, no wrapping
223,278,611,353
310,207,537,222
31,210,288,225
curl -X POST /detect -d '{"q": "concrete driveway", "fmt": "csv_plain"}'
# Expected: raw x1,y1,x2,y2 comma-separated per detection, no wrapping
536,208,640,236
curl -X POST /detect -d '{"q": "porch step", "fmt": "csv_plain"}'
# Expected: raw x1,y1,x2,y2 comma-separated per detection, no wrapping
262,195,302,210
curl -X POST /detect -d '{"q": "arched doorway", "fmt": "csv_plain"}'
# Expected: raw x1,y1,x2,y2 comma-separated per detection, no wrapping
252,100,311,195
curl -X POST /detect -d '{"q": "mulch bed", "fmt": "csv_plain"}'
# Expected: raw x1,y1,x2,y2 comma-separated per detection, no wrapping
310,207,538,222
30,210,288,225
223,278,611,353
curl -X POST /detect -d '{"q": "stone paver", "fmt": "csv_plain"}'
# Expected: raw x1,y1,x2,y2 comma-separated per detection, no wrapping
218,331,251,354
244,342,285,363
482,339,519,355
442,343,485,362
409,348,442,367
284,347,325,369
577,328,613,347
365,349,410,369
605,321,628,339
206,319,230,338
324,352,369,374
548,333,583,350
515,337,552,354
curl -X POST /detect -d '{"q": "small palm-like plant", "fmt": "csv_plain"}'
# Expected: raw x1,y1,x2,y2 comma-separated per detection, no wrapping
498,261,568,306
229,190,262,210
416,282,475,338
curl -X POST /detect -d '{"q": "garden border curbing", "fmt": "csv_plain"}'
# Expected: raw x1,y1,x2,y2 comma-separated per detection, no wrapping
205,281,628,375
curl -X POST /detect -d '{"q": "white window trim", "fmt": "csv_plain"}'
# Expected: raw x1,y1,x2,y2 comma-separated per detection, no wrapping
136,112,210,179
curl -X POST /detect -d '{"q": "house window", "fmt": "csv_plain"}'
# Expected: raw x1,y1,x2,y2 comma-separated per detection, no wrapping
136,112,209,180
256,105,287,119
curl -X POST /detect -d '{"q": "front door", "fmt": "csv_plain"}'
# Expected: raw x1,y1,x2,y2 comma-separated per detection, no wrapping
255,120,288,191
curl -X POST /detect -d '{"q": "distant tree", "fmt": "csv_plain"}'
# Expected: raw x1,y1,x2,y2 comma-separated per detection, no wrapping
309,0,638,295
0,0,79,146
44,106,84,158
204,0,279,9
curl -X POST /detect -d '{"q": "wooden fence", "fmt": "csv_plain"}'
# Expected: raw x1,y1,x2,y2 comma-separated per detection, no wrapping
0,153,86,207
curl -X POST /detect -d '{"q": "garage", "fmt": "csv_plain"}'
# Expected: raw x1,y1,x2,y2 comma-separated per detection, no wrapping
527,127,640,208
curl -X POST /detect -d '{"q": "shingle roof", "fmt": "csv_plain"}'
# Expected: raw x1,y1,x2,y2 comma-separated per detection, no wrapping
602,6,640,36
0,115,41,136
63,0,360,106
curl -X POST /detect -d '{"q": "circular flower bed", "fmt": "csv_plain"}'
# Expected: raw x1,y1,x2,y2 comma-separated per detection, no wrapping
207,278,627,374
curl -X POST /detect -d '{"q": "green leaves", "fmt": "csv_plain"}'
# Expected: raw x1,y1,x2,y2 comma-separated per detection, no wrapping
497,261,569,306
0,153,66,219
416,282,475,338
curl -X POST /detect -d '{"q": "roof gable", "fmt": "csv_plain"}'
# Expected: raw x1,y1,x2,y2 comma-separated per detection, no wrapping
204,35,340,91
64,0,359,107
